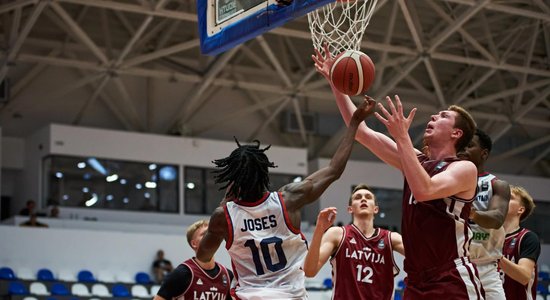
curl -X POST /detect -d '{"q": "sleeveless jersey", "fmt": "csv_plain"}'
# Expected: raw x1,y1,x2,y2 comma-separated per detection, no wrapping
330,226,399,300
224,191,308,299
502,228,537,300
469,172,506,264
402,154,475,276
179,258,231,300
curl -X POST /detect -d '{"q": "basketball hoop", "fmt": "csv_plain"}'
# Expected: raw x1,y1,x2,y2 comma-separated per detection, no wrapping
308,0,378,57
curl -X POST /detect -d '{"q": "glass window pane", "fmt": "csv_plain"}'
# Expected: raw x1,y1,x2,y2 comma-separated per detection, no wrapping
43,155,179,213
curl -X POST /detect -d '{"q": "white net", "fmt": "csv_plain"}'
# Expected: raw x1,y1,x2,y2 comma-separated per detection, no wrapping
308,0,378,57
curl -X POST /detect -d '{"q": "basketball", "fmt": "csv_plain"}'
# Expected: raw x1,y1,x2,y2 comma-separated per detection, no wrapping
330,50,375,96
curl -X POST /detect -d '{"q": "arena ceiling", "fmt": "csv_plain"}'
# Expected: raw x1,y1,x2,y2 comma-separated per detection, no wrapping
0,0,549,178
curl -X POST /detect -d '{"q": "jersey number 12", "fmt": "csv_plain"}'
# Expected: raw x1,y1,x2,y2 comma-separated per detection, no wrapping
244,237,287,275
356,264,374,283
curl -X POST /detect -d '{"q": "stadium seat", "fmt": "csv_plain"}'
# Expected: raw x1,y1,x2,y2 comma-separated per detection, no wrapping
71,283,92,297
0,267,16,280
135,272,152,284
17,267,35,280
8,281,28,295
322,278,333,289
112,284,131,297
150,285,161,296
37,268,56,281
539,271,550,281
30,282,50,296
397,279,406,290
58,269,76,282
50,283,70,296
92,283,112,297
23,297,38,300
77,269,96,283
394,291,403,300
97,270,116,283
131,284,150,298
116,271,134,283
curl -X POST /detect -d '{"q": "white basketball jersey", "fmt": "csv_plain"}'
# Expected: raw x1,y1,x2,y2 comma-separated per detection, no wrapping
469,172,506,264
224,191,308,300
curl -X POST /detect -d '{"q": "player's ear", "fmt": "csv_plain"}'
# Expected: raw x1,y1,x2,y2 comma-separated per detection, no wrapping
347,205,353,214
452,128,463,139
373,205,379,214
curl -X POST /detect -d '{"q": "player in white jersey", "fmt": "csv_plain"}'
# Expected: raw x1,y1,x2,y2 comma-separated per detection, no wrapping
197,99,376,300
458,129,510,299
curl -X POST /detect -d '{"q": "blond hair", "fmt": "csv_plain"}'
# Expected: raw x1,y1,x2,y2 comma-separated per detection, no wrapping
186,220,209,247
511,185,536,221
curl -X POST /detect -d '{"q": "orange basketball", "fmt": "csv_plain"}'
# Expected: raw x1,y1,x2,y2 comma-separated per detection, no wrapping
330,50,375,96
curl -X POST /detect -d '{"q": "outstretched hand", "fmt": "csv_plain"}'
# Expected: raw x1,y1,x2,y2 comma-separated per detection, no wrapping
374,95,417,141
311,44,334,81
316,207,337,232
350,96,377,125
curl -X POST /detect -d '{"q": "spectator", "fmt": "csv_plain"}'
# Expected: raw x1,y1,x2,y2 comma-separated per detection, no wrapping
49,206,60,218
20,214,49,228
152,250,173,283
19,200,36,216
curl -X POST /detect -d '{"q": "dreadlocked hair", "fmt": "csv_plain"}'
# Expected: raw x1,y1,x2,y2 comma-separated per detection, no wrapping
212,137,277,202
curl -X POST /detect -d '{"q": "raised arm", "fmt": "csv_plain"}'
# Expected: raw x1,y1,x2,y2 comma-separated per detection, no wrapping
390,232,405,256
303,207,342,277
499,257,536,286
471,179,510,228
282,98,375,211
376,96,477,201
312,46,406,169
196,207,227,263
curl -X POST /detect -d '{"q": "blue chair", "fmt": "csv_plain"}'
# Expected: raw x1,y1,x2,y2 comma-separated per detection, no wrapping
397,279,406,290
8,281,28,295
539,271,550,281
0,267,16,280
135,272,152,284
112,284,131,297
50,283,70,296
322,278,333,289
37,268,56,281
77,269,96,283
394,291,403,300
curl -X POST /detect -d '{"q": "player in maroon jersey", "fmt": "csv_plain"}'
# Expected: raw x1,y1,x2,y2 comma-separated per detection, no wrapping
155,220,233,300
314,45,482,299
304,184,404,300
499,185,540,300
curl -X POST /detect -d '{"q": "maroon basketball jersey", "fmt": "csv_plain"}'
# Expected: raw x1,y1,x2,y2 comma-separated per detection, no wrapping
180,258,231,300
402,154,474,276
502,228,537,300
330,225,399,300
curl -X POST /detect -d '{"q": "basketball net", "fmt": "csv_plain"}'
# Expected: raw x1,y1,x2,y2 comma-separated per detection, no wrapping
308,0,378,57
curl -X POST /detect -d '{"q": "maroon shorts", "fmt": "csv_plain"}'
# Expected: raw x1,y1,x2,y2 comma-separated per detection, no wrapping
404,257,485,300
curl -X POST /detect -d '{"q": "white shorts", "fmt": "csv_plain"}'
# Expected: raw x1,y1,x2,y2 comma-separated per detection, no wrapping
476,261,506,300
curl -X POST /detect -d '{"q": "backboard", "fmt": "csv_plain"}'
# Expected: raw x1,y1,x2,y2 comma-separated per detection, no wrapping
198,0,335,56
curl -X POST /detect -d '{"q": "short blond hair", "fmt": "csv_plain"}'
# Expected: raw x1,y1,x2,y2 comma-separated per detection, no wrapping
511,185,536,221
186,220,208,247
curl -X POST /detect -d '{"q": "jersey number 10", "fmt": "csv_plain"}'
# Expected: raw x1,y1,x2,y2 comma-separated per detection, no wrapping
244,237,288,275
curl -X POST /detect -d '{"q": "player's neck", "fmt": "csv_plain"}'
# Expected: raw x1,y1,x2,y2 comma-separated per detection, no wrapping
193,257,216,270
353,217,375,237
503,217,521,234
427,144,457,160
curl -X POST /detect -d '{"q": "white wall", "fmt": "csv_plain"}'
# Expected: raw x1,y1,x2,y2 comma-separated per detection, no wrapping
7,124,307,223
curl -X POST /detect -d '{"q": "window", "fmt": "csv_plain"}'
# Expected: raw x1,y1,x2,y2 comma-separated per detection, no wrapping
43,155,179,213
184,166,303,215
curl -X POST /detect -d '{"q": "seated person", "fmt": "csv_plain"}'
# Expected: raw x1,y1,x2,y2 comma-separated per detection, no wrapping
50,206,60,218
153,250,173,283
19,200,36,216
20,214,49,227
